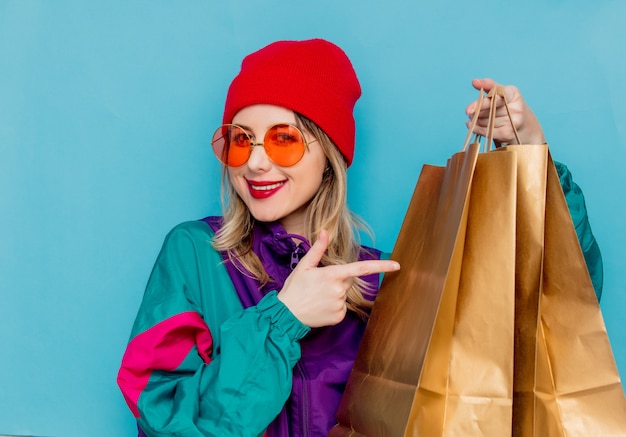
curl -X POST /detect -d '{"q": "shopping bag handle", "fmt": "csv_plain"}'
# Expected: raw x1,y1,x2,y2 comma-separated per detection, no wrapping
462,86,522,152
486,86,522,149
462,89,485,151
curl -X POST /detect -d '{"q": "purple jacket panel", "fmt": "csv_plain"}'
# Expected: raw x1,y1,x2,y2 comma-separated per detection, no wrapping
203,216,381,437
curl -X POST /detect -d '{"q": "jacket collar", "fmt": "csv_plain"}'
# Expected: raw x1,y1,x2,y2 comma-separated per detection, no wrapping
252,220,311,294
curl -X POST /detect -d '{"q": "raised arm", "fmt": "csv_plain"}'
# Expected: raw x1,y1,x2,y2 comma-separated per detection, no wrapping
464,79,603,300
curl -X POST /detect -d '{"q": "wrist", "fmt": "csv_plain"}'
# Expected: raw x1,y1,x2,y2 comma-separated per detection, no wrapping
518,107,546,145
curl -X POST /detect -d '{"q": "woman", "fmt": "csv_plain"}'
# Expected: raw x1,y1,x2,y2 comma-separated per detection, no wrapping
117,38,602,436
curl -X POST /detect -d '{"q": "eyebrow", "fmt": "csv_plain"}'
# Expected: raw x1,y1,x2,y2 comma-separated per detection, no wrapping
233,123,253,131
229,123,257,141
231,122,300,137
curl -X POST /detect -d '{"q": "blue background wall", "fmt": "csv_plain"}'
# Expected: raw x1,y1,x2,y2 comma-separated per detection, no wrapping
1,1,624,435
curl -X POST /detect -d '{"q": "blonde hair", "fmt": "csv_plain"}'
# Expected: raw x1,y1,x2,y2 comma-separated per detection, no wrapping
212,113,375,317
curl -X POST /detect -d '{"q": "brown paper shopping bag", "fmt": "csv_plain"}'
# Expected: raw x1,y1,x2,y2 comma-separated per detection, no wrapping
527,153,626,436
331,89,522,436
329,141,481,437
410,146,520,435
331,88,626,436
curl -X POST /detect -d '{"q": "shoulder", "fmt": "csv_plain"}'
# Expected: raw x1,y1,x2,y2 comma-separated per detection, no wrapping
164,217,220,243
156,218,222,263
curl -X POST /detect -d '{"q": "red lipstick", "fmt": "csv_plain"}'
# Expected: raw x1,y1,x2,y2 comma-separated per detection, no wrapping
247,179,286,199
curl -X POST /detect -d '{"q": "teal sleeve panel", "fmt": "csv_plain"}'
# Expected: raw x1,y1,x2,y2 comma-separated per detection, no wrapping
120,221,309,437
379,252,391,261
555,161,604,301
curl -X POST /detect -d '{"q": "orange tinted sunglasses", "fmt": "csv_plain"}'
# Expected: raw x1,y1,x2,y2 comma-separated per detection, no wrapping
211,124,316,167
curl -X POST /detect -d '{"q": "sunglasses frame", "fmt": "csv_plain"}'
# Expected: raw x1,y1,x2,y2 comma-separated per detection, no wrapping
211,123,316,167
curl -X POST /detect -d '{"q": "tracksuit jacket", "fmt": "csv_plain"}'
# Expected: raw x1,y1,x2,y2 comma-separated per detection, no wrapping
117,162,602,437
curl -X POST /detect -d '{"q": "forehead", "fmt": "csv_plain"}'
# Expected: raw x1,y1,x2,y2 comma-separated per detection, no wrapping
231,104,297,128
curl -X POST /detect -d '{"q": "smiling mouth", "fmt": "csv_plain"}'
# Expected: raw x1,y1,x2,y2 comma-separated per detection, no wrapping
247,180,286,199
249,181,285,191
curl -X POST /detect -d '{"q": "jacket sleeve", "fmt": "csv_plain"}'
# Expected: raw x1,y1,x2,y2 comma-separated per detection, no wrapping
555,161,604,301
117,222,310,437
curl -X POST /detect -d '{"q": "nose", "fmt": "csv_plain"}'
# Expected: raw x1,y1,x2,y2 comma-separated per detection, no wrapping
246,142,272,171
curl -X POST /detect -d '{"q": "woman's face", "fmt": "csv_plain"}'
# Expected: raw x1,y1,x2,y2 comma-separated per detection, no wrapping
228,104,327,235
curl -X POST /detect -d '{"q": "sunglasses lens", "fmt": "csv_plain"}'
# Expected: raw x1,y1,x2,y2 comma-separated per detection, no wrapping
211,125,250,166
265,124,306,167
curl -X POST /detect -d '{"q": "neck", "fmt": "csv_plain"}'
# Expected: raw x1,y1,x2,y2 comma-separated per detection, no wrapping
278,205,308,237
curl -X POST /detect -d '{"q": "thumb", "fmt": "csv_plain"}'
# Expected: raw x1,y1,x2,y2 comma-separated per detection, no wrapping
467,78,504,117
471,77,498,93
296,229,329,270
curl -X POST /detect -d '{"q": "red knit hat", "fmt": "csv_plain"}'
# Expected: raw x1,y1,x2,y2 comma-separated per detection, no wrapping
223,39,362,167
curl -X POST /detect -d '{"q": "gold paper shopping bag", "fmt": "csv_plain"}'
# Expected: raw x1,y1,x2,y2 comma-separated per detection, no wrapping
331,88,626,436
427,146,526,436
331,89,522,436
329,141,481,437
527,153,626,436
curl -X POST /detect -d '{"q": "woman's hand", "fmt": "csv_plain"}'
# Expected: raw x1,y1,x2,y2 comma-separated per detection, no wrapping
277,230,400,328
466,78,546,145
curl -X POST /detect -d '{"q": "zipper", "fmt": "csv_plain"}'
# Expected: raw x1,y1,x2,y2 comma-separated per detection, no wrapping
290,245,305,270
295,361,310,436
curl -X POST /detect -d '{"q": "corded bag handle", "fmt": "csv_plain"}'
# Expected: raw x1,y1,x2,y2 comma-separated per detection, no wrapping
462,89,484,151
462,86,522,152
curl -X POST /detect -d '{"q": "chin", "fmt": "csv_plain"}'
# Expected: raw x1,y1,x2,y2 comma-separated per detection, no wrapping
248,209,284,224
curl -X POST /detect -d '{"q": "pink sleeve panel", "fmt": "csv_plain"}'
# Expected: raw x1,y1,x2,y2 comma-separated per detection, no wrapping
117,311,213,418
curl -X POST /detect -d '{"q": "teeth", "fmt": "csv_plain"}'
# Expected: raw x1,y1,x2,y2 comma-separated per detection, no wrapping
251,182,284,191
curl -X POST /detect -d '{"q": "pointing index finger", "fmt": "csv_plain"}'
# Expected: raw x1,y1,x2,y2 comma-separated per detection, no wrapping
329,259,400,280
